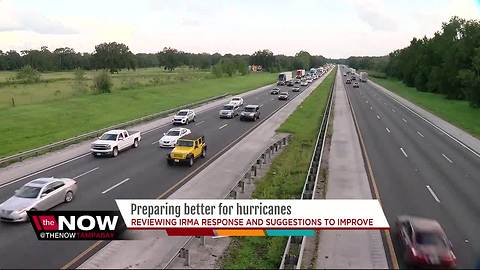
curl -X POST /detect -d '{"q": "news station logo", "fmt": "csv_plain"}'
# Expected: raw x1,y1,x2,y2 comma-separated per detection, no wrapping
28,211,127,240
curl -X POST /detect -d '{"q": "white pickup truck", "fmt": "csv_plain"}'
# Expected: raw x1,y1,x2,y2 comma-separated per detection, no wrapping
91,129,141,157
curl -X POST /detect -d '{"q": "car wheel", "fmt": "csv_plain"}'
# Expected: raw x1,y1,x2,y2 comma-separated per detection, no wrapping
201,149,206,158
192,117,195,122
167,159,173,166
133,139,139,148
188,157,194,167
65,191,74,203
112,147,118,157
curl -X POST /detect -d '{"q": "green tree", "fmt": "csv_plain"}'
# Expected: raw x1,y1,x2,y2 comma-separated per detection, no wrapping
92,42,135,73
294,51,312,70
158,47,182,71
250,49,275,71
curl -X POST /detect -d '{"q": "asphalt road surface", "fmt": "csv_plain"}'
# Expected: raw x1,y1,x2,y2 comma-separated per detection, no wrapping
0,77,322,269
341,67,480,269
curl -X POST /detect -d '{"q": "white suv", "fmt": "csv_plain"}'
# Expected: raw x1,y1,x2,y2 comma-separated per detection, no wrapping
172,109,195,125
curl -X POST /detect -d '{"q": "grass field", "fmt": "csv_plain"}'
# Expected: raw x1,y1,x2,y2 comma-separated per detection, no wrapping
0,71,276,158
220,69,335,269
370,76,480,138
0,67,211,109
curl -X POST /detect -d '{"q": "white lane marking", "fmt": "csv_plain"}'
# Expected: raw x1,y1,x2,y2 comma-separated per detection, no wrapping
376,88,480,159
102,178,130,194
400,147,408,158
259,104,264,108
194,120,205,126
0,153,91,189
417,131,424,138
386,127,391,133
366,100,369,103
152,140,159,145
370,106,373,110
442,153,453,163
219,124,228,130
376,115,381,120
72,167,99,180
426,185,441,203
402,118,407,123
392,109,396,113
384,102,387,105
271,98,275,101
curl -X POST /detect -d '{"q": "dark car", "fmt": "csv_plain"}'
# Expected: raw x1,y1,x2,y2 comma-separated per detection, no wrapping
397,216,456,268
286,80,294,86
270,87,280,95
240,105,260,121
351,76,356,81
278,92,289,100
346,79,352,84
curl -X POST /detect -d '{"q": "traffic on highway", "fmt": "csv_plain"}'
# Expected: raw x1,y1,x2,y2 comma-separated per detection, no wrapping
0,67,327,268
341,65,480,269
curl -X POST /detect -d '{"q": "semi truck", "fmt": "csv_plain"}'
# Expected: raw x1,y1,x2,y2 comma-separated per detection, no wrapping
360,72,368,82
295,69,305,79
277,71,293,85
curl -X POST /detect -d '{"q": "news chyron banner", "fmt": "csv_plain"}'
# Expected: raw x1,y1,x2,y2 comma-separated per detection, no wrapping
116,199,389,237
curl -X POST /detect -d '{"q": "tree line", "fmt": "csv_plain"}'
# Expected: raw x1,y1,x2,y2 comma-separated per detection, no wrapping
342,16,480,107
0,43,327,75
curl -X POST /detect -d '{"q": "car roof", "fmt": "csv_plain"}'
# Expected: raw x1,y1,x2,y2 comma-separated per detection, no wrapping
231,96,242,99
178,109,191,112
178,133,204,140
401,216,444,233
26,177,59,187
280,92,288,94
106,130,125,134
168,127,187,131
245,104,259,108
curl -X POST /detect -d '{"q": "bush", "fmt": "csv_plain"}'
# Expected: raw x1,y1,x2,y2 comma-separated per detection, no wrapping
73,68,88,93
93,70,112,94
16,65,41,83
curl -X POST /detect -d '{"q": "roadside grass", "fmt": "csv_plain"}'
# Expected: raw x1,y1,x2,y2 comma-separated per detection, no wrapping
220,70,335,269
0,72,276,158
370,76,480,138
0,67,211,108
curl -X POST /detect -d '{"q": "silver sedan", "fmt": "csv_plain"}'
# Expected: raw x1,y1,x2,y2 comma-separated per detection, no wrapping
0,177,77,222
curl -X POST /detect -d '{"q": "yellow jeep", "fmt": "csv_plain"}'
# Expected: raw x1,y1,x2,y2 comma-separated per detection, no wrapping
167,134,207,167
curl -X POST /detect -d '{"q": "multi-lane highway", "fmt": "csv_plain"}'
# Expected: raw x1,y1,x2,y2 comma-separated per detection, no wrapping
0,75,325,268
341,67,480,268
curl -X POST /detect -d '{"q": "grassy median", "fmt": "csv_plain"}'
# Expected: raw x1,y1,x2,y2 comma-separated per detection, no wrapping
220,69,336,269
0,72,275,158
371,76,480,139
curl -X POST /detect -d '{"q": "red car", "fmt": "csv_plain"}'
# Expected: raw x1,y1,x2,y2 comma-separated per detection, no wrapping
397,216,456,268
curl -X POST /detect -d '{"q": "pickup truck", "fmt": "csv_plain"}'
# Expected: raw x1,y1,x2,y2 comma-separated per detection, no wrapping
91,129,141,157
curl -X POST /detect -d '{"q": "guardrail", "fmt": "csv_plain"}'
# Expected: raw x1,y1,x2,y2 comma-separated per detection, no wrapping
0,93,230,168
279,72,335,269
163,134,293,268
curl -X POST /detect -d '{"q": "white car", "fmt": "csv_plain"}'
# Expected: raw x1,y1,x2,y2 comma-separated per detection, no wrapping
229,97,244,107
159,128,191,147
172,109,195,125
301,80,308,86
0,178,77,222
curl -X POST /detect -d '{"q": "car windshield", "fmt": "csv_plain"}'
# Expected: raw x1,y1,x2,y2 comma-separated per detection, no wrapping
223,105,234,110
416,232,447,247
166,130,180,136
281,92,288,95
176,140,194,147
232,98,240,101
100,133,117,140
244,107,256,112
177,111,188,116
15,185,41,198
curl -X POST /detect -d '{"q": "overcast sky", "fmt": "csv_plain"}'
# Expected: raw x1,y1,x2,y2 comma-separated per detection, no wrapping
0,0,479,58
